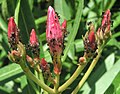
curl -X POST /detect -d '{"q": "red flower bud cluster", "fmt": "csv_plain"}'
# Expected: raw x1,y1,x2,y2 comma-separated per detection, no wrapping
83,23,97,58
40,58,48,71
46,6,64,56
97,9,111,41
82,9,111,59
8,17,19,49
40,58,52,81
101,9,111,31
46,6,67,74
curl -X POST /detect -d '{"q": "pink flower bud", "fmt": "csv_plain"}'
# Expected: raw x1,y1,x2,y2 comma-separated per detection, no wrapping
88,31,96,50
84,23,97,56
79,57,86,65
40,58,48,71
97,9,111,40
61,19,68,37
26,55,34,67
46,6,63,55
102,10,111,27
30,29,39,46
101,9,111,33
8,17,17,39
8,17,19,49
29,29,39,57
54,64,61,75
61,19,67,29
46,6,63,40
88,31,95,44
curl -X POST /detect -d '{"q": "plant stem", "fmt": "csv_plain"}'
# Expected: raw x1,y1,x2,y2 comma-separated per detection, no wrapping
34,70,40,93
27,78,40,94
71,52,101,94
20,60,55,94
39,71,48,94
58,64,86,93
54,74,60,93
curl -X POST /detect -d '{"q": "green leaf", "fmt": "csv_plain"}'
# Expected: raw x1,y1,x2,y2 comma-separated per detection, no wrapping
94,59,120,94
112,14,120,30
28,0,34,11
20,75,28,89
68,42,75,60
35,16,47,25
54,0,72,21
0,15,7,32
80,53,115,94
112,31,120,39
105,72,120,94
0,85,13,93
17,0,36,44
105,53,115,70
107,38,120,49
44,51,52,63
113,72,120,94
0,0,4,4
7,0,16,16
1,0,9,19
0,63,23,82
104,0,116,10
62,0,84,62
0,15,9,53
14,0,21,25
74,39,84,52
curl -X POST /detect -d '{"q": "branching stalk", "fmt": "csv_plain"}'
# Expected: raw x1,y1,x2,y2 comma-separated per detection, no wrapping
58,64,86,93
20,60,55,94
71,51,102,94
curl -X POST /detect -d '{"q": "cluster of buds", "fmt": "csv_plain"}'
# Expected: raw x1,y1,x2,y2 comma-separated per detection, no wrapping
79,9,111,64
27,29,41,72
7,16,54,81
97,9,111,44
8,17,25,63
7,7,112,90
83,22,97,59
40,58,55,84
46,6,67,74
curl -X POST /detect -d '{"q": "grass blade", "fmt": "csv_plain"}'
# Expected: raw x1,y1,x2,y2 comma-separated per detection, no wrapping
62,0,84,62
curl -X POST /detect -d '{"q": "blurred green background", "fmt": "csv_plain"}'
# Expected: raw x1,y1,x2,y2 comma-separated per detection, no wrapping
0,0,120,94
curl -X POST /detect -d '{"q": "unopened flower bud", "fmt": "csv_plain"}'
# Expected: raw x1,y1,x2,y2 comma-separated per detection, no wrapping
46,6,64,74
8,42,26,63
79,57,86,65
26,55,34,67
97,9,111,41
46,6,63,56
83,22,97,58
30,29,39,46
88,31,96,50
61,19,67,29
40,58,53,82
8,50,21,63
54,64,61,75
8,17,19,49
29,29,40,57
61,19,68,37
40,58,48,71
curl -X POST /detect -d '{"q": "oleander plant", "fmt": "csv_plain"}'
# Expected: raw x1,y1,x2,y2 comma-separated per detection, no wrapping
0,0,120,94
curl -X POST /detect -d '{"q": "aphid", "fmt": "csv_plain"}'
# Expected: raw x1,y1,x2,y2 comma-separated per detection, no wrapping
87,21,92,26
55,12,60,19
